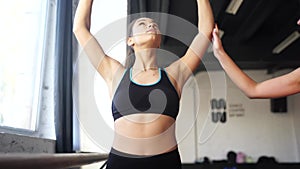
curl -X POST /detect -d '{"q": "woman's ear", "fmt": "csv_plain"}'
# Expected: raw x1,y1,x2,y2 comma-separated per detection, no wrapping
127,37,134,47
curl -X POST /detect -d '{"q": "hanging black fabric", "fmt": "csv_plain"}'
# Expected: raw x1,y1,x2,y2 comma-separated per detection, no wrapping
128,0,170,14
54,0,74,153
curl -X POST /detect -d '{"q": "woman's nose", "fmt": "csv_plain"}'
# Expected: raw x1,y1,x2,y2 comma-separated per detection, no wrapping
148,23,154,28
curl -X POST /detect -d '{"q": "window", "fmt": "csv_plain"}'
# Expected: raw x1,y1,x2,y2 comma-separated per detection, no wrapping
0,0,48,131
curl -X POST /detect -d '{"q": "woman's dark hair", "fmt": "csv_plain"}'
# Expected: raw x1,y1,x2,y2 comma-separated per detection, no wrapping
125,18,137,68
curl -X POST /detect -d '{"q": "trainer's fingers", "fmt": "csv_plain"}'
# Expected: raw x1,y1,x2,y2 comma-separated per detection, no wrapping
215,24,219,31
213,28,218,38
213,24,218,34
297,19,300,25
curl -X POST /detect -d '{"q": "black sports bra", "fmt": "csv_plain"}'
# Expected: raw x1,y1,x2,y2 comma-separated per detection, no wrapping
111,68,180,121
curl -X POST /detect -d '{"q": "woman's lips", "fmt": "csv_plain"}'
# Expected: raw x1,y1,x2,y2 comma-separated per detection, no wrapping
146,29,157,34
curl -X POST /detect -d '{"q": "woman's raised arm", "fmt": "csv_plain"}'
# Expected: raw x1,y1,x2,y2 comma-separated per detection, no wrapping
166,0,214,91
73,0,124,85
73,0,94,46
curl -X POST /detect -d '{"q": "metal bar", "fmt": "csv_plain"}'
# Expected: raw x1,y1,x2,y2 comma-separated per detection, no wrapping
0,153,108,169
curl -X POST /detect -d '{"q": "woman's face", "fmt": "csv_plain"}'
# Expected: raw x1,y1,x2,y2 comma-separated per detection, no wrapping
131,18,161,36
128,18,161,49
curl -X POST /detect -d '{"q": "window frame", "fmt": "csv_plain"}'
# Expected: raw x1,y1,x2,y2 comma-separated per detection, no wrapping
0,0,57,140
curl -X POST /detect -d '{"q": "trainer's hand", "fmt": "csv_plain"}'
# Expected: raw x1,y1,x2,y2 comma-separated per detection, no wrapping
212,25,225,59
297,19,300,25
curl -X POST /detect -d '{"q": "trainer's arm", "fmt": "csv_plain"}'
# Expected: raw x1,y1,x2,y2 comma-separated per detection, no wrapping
212,26,300,98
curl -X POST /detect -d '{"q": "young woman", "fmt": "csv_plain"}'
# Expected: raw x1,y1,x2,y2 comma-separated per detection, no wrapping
73,0,214,169
212,25,300,99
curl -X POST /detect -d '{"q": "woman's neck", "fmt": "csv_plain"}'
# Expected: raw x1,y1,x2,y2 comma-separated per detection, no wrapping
133,49,158,71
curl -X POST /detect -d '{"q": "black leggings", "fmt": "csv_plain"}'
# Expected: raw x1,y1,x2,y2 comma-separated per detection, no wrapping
105,148,182,169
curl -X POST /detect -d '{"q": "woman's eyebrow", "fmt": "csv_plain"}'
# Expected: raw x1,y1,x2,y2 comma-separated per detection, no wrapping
136,19,147,23
136,18,156,24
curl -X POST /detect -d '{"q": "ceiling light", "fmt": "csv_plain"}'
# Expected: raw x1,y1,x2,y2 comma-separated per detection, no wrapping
226,0,244,15
272,31,300,54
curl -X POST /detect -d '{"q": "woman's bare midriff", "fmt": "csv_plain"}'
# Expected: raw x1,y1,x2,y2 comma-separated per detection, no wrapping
112,113,178,156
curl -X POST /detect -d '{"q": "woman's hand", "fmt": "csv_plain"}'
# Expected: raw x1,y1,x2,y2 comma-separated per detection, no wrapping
297,19,300,25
